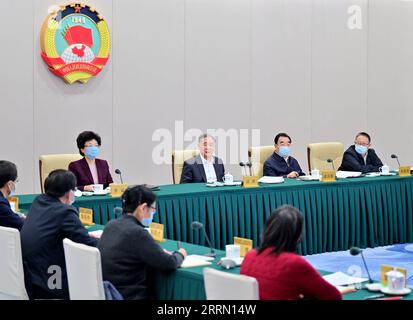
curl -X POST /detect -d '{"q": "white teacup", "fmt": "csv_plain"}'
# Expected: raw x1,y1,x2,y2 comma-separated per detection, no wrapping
386,269,405,292
93,184,104,192
223,173,234,184
311,169,320,179
226,244,241,259
380,164,390,174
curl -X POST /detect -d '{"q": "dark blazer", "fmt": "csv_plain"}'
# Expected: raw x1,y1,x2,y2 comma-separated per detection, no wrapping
180,155,225,183
338,145,383,173
68,157,113,191
20,194,98,299
0,192,23,230
98,215,184,300
263,152,305,177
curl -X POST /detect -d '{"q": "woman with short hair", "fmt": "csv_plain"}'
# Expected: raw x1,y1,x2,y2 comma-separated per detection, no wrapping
98,185,187,300
68,131,113,191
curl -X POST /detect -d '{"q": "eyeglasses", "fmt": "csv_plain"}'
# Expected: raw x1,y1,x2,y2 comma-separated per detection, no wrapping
150,205,156,211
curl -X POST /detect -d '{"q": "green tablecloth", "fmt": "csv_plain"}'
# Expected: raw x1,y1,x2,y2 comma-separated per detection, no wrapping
17,175,413,255
87,224,413,300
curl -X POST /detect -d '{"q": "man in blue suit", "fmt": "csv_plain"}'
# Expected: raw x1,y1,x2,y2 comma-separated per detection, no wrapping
21,169,98,299
0,160,24,230
180,134,225,183
263,133,305,178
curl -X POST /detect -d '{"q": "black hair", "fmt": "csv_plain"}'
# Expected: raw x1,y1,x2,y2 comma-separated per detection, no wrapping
274,133,291,145
44,169,77,198
76,131,102,156
0,160,18,188
355,132,371,143
257,205,303,255
121,185,156,214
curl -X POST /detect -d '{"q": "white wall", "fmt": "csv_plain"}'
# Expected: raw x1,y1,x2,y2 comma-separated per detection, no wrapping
1,0,412,193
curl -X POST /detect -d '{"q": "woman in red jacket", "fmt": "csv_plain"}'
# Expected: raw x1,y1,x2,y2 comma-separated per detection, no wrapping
240,205,342,300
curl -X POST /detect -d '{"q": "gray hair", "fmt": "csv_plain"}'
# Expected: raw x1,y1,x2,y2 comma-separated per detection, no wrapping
198,134,216,143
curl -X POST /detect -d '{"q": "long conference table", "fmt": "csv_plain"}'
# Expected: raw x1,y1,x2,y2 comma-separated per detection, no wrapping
85,225,413,300
17,175,413,255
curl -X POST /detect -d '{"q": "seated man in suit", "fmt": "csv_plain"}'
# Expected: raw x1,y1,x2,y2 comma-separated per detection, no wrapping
338,132,383,173
0,160,24,230
21,169,98,299
263,133,305,178
180,134,225,183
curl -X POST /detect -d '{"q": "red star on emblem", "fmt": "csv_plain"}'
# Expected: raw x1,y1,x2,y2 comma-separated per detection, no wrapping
75,5,81,13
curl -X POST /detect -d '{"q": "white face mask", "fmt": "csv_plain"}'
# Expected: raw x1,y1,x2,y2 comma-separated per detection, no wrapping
8,181,16,196
67,190,75,205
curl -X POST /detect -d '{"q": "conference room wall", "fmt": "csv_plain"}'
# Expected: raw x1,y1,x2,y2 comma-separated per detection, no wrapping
1,0,412,193
367,0,413,167
0,1,35,194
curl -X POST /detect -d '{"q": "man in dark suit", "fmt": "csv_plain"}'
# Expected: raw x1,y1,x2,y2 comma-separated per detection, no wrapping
0,160,24,230
180,134,225,183
21,169,98,299
338,132,383,173
263,133,305,177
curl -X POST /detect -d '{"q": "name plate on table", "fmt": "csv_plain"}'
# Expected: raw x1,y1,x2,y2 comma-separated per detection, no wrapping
150,222,165,242
234,237,253,257
321,170,336,182
242,176,259,188
79,207,94,226
8,196,19,212
381,265,407,287
399,166,411,177
109,183,128,197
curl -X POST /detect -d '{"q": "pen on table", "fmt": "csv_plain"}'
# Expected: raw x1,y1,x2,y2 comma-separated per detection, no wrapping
364,294,385,300
177,241,181,250
376,296,403,300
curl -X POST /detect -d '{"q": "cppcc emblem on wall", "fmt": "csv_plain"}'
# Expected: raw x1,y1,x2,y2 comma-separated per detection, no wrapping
40,3,110,84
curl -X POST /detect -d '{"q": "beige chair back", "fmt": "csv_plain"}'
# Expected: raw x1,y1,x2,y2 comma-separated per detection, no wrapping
39,154,82,192
248,145,275,178
172,149,200,184
307,142,344,172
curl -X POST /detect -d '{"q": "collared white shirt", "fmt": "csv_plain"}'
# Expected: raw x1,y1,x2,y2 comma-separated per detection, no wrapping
200,155,217,182
363,151,368,164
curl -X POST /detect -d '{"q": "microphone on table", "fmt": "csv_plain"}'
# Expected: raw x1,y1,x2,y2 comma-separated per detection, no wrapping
113,207,123,219
191,221,216,257
326,159,336,172
391,154,401,167
246,161,254,176
115,169,123,184
239,162,247,176
350,247,373,283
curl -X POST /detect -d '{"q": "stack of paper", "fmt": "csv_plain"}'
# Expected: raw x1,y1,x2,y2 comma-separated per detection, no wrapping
322,271,368,286
180,255,213,268
336,171,362,179
258,176,284,184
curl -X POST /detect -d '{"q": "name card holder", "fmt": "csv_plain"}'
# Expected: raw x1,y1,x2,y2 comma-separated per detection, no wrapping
398,166,411,177
79,207,94,226
321,170,336,182
381,265,407,287
109,183,129,197
242,176,259,188
150,222,165,242
234,236,253,257
8,196,19,212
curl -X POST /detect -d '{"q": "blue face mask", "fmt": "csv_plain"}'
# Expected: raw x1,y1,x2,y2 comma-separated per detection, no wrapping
85,146,100,159
355,144,368,155
278,146,291,158
142,211,156,227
